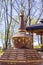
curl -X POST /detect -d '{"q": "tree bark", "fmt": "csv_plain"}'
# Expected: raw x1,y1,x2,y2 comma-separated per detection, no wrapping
28,0,31,25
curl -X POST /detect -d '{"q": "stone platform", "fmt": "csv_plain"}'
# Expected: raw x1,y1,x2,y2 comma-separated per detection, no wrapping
0,48,43,65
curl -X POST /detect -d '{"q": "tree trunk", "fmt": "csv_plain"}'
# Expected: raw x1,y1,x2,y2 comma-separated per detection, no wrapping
28,0,31,25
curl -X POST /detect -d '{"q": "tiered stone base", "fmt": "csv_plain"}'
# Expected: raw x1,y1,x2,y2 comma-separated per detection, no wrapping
0,48,42,65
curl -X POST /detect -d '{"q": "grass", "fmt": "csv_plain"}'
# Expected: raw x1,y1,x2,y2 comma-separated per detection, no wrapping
0,50,4,56
33,45,41,49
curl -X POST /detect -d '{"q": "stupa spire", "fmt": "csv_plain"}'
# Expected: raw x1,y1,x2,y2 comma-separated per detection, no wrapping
18,9,25,32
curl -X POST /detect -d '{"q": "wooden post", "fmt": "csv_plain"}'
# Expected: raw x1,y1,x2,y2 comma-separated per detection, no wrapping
40,34,43,48
42,35,43,43
29,32,33,48
30,32,33,48
40,34,42,44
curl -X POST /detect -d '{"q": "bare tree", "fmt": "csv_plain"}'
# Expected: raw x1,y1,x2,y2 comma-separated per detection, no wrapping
4,0,13,49
0,0,43,49
28,0,31,25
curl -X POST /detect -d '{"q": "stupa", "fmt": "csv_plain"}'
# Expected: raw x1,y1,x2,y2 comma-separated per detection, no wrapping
0,9,43,65
12,10,32,49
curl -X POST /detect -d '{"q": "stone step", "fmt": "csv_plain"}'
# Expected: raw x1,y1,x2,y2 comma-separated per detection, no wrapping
0,49,41,60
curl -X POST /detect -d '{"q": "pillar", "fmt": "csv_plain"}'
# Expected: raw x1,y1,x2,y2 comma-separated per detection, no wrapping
40,34,43,49
30,32,33,48
40,34,42,44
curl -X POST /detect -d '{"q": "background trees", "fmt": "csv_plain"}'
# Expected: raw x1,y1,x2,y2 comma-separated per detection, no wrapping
0,0,43,49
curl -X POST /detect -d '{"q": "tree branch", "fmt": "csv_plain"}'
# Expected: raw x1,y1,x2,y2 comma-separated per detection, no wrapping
15,0,19,8
35,10,43,24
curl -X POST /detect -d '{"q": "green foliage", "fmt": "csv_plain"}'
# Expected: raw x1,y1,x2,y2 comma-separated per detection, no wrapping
0,50,4,55
33,45,41,49
31,18,37,25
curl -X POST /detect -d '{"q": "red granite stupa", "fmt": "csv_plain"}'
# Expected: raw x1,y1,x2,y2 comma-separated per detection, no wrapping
0,9,43,65
12,10,32,48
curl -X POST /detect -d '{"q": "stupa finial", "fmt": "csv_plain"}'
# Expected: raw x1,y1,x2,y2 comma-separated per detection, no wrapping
20,9,24,16
18,8,25,32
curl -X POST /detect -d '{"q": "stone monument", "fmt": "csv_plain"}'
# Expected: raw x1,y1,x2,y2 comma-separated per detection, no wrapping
0,9,43,65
